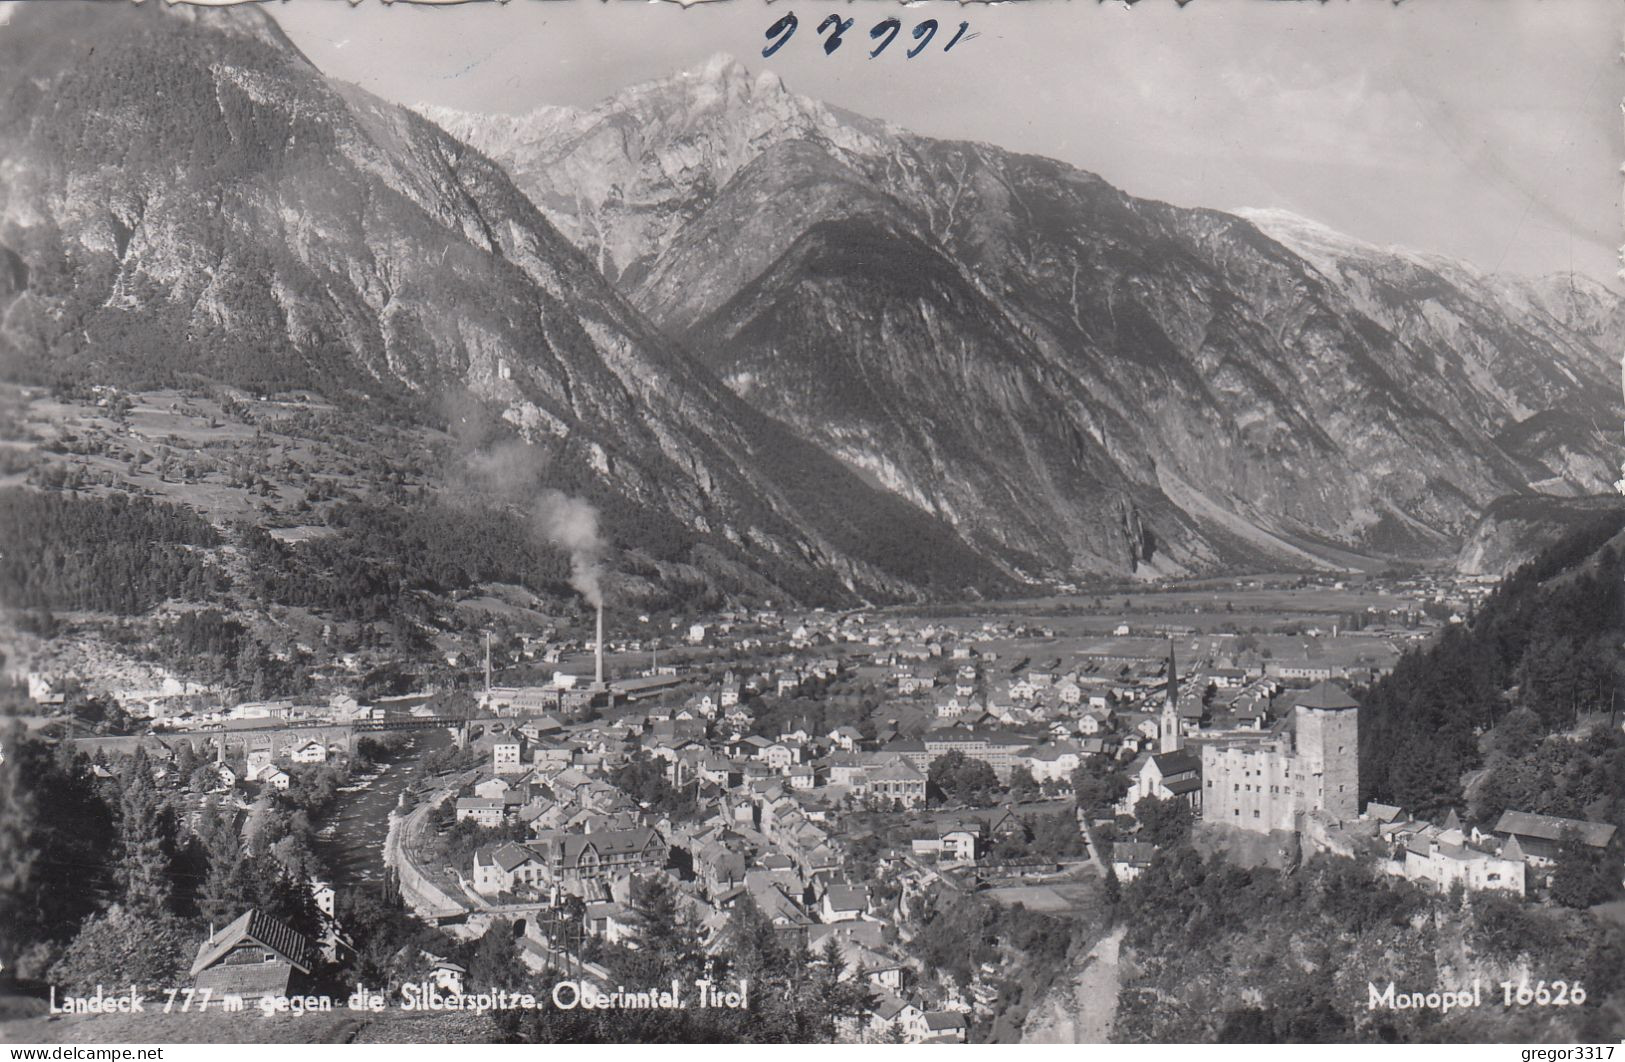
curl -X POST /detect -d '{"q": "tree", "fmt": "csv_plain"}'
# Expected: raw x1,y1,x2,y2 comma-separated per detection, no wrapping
628,875,701,983
1135,795,1195,849
49,905,194,993
928,751,1001,806
1102,864,1122,905
195,802,245,924
0,732,117,972
114,748,179,914
1071,763,1129,817
464,919,528,992
1007,765,1039,798
1550,829,1615,908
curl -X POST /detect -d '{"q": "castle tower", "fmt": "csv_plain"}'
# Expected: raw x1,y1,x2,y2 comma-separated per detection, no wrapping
1290,681,1360,821
1159,639,1182,754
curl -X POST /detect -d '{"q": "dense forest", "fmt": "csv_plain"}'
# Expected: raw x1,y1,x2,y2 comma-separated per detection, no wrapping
1358,510,1625,819
0,487,225,614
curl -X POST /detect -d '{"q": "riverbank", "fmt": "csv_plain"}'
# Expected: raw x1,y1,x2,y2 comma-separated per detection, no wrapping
385,780,474,925
314,730,452,888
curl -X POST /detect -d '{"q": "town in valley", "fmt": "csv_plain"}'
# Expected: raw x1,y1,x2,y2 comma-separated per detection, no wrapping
2,0,1623,1046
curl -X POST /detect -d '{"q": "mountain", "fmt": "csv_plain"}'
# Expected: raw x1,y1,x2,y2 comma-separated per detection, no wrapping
424,56,1625,578
1454,493,1625,578
0,3,1008,605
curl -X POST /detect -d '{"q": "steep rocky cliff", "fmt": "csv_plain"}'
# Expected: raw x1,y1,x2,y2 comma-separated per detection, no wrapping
0,4,1006,603
426,56,1624,578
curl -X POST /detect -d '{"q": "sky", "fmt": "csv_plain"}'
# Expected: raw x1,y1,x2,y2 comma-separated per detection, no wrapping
44,0,1625,282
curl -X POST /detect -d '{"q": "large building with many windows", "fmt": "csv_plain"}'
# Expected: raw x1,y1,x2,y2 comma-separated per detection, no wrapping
1200,682,1359,834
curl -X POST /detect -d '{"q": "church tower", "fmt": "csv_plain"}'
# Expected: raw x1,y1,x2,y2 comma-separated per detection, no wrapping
1159,639,1183,754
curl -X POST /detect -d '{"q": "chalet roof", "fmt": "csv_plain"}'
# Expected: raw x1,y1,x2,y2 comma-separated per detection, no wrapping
1365,803,1405,823
1492,810,1617,849
494,842,542,872
1113,842,1157,864
191,909,315,977
1149,751,1201,777
1291,682,1360,711
870,991,913,1020
824,884,869,913
1162,776,1203,796
808,921,886,950
868,759,925,782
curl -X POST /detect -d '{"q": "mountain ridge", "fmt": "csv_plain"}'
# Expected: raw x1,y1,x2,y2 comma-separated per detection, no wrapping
0,3,1008,606
419,52,1623,578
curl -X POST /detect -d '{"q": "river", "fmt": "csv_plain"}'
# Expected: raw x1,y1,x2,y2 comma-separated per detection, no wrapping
314,727,454,887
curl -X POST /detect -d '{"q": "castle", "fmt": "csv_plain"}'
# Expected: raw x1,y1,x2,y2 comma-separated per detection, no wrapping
1200,681,1360,833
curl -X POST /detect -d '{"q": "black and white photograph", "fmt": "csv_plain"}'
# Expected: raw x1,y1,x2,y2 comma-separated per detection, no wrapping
0,0,1622,1047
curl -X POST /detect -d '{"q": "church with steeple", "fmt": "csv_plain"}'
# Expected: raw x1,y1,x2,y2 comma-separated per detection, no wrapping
1127,640,1203,812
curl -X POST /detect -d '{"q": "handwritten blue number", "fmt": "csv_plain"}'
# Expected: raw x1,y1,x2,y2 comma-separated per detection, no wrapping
763,13,797,58
905,20,938,59
869,18,901,58
817,15,854,55
943,21,971,52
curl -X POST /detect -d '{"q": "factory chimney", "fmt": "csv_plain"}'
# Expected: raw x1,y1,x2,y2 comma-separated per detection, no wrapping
595,601,605,687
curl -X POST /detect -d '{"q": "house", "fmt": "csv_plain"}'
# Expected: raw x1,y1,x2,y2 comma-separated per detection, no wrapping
922,1010,968,1043
426,956,466,998
290,740,327,765
216,763,239,789
864,1000,929,1045
868,992,926,1042
456,797,506,828
820,884,870,923
584,902,642,945
697,841,747,898
474,777,512,800
828,726,863,752
259,766,291,791
532,746,572,771
493,740,525,776
981,805,1029,840
1078,711,1111,736
1490,810,1618,866
912,824,979,864
472,843,547,895
1021,742,1082,783
834,941,903,990
897,669,935,695
191,909,316,1003
864,759,926,808
527,828,668,888
1111,841,1157,883
1403,838,1526,896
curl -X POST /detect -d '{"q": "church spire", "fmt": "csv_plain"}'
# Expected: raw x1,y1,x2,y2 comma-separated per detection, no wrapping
1159,638,1182,754
1166,638,1178,703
